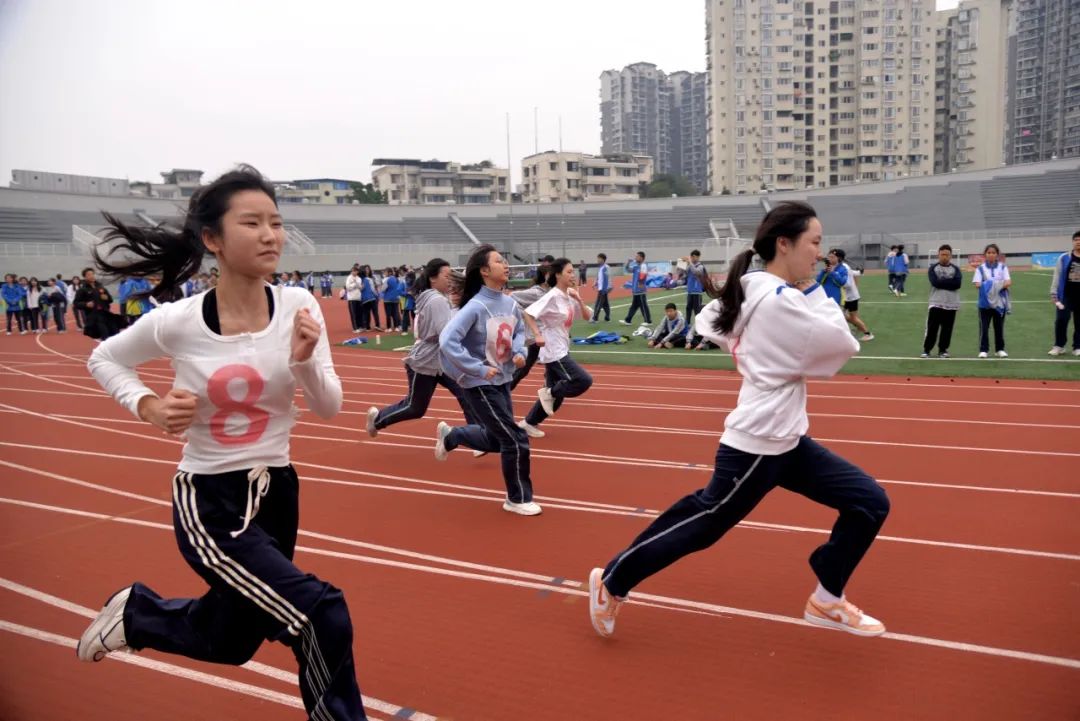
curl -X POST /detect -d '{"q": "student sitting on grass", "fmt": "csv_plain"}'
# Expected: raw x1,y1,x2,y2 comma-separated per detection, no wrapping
647,303,688,349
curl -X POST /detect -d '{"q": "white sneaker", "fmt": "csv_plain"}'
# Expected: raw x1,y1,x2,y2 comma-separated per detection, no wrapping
472,450,488,458
978,352,988,358
434,421,451,461
1048,346,1065,356
1074,349,1080,357
860,333,874,341
588,567,624,638
920,352,929,358
77,586,132,662
803,595,885,638
518,419,545,438
352,328,362,333
365,406,379,437
538,387,556,415
502,500,542,516
996,350,1008,358
618,320,631,325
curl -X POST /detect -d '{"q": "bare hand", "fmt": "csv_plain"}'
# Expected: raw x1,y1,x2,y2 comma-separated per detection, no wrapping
567,287,581,301
291,308,321,363
512,354,526,369
485,366,500,379
140,389,197,435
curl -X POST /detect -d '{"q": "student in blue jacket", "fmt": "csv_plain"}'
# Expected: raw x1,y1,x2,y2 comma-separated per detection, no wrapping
816,250,849,305
892,245,910,297
435,244,539,516
620,251,652,325
380,267,403,331
3,274,28,334
1048,230,1080,356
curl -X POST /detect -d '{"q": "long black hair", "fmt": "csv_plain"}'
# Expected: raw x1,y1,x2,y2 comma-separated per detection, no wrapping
452,244,497,308
546,257,573,288
94,164,276,300
412,257,450,293
702,201,818,335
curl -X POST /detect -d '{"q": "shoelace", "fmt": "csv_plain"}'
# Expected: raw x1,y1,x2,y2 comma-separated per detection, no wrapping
231,465,270,538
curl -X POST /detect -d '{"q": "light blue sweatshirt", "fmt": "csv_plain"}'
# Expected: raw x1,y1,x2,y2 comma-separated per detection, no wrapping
439,286,525,388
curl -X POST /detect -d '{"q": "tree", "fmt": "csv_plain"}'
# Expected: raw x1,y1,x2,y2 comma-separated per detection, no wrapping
641,174,698,198
350,182,387,204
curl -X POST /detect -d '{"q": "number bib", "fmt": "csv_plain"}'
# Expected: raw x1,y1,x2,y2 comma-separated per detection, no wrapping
485,315,516,368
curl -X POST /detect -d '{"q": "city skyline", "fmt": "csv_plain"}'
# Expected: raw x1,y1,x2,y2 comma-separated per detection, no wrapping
2,1,966,191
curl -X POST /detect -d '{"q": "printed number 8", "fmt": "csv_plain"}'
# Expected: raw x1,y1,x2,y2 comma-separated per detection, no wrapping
207,364,269,445
495,322,513,363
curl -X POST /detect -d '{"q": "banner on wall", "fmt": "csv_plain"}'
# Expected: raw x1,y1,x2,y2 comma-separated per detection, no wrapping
1031,252,1061,268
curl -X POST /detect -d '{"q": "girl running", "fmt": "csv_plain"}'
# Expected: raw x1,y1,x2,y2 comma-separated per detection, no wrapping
587,201,890,640
973,243,1011,358
517,257,594,438
434,244,540,516
365,258,479,436
78,166,368,720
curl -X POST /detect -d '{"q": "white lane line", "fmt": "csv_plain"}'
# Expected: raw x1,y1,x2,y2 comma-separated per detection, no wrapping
3,454,1077,563
2,504,1077,672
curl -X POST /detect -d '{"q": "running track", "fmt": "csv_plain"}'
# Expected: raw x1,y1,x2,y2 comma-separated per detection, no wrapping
0,296,1077,721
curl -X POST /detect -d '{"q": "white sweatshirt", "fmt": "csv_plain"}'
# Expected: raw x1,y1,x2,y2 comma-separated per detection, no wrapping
87,285,341,474
695,271,859,455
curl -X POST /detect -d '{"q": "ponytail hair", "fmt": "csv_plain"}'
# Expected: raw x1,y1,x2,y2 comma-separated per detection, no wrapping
452,244,497,308
412,257,450,293
546,257,573,288
702,200,818,335
94,164,276,300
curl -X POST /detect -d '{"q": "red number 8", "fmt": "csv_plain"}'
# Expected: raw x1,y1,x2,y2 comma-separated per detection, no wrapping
206,364,270,446
494,322,513,363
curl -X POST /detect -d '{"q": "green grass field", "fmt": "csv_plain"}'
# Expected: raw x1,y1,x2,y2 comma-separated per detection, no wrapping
345,269,1080,381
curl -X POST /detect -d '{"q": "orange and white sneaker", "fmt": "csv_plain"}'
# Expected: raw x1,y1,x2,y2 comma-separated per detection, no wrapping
804,595,885,637
588,567,624,638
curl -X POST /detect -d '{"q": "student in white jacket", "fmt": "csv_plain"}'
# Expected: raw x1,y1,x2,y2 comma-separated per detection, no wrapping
344,265,363,333
588,201,890,640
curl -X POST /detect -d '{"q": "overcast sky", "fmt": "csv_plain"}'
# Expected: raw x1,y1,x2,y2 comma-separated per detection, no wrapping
1,0,960,187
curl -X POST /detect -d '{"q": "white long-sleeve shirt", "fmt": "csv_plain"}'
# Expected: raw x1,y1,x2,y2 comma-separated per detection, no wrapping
526,286,578,364
696,271,859,455
88,285,341,474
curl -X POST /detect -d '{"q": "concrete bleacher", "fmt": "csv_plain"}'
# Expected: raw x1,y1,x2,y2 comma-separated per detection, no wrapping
980,170,1080,229
1,158,1076,275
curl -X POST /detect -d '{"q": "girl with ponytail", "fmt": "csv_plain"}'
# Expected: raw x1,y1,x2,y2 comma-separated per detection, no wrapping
437,244,542,516
588,201,892,642
364,257,480,436
81,165,369,719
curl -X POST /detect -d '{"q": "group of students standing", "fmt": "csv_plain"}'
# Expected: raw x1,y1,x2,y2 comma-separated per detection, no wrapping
344,264,413,334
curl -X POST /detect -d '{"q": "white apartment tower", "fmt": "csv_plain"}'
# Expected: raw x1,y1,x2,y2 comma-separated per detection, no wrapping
706,0,936,194
934,0,1009,173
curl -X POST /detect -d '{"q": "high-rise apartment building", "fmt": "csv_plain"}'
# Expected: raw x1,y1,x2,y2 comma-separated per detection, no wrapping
1006,0,1080,163
669,71,710,193
706,0,936,194
934,0,1009,173
600,63,673,175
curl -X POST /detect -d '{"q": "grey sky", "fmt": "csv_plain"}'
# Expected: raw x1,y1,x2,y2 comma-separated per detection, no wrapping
1,0,959,187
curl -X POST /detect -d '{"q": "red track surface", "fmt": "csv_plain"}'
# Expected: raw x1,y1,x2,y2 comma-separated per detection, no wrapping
0,296,1077,721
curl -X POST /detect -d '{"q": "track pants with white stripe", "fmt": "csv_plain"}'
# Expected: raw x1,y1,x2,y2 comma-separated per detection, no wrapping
601,437,890,599
124,467,367,721
523,354,593,426
444,383,534,504
374,366,478,430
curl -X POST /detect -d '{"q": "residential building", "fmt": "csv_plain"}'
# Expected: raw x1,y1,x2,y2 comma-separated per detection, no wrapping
371,159,509,205
1006,0,1080,163
520,151,654,203
275,179,357,205
706,0,937,194
670,71,710,193
600,63,674,174
934,0,1009,173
